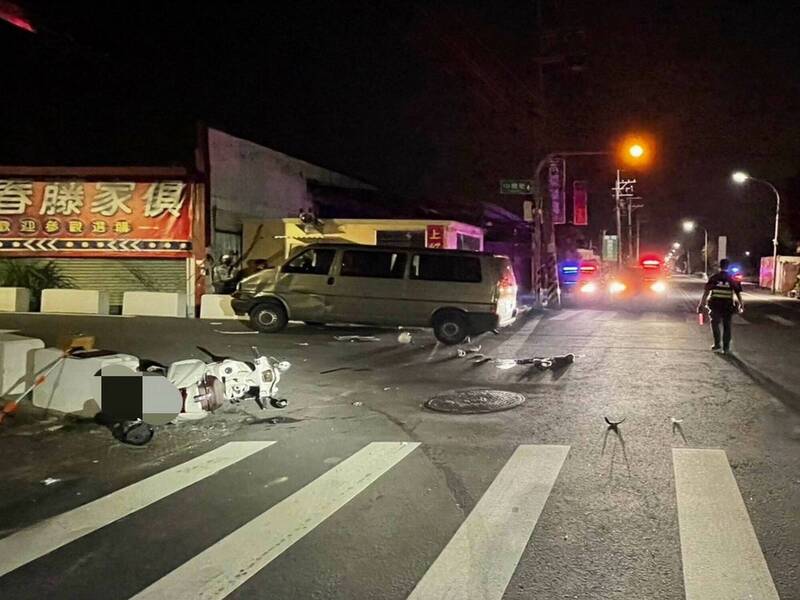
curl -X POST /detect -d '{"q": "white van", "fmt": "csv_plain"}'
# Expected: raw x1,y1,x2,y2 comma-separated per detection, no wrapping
231,244,517,344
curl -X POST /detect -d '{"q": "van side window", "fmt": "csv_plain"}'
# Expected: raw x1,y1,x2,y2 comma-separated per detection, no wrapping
282,248,336,275
411,254,482,283
341,250,407,278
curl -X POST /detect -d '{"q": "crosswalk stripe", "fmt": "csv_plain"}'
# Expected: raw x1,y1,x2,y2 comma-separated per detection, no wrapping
0,441,273,578
673,449,779,600
407,444,570,600
131,441,419,600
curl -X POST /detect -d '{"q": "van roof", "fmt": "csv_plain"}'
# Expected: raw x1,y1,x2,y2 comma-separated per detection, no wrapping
300,242,508,259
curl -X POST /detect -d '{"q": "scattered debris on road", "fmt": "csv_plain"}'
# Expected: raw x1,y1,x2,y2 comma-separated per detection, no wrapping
456,344,482,358
213,330,259,335
296,342,310,346
397,332,413,344
264,476,289,488
334,335,381,342
495,353,576,371
319,367,372,375
40,477,62,486
352,401,363,407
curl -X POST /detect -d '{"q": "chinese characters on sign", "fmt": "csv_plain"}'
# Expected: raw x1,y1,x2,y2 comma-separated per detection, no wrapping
426,225,445,249
0,179,192,257
499,180,534,195
548,159,566,225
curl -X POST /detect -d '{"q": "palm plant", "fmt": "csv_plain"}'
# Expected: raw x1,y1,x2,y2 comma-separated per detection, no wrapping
0,260,74,309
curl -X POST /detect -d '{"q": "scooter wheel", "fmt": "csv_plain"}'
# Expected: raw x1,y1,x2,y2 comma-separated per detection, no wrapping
269,398,288,409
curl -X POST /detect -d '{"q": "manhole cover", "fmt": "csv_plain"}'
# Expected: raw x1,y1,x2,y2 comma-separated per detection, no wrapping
425,389,526,414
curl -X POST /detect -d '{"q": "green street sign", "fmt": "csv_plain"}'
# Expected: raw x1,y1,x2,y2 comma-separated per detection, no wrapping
500,179,534,195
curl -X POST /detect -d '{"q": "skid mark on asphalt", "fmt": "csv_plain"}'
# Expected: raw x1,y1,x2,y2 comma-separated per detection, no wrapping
673,449,779,600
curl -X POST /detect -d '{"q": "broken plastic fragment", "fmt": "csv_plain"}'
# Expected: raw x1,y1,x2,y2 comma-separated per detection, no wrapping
40,477,61,486
351,401,363,407
334,335,381,343
397,332,413,344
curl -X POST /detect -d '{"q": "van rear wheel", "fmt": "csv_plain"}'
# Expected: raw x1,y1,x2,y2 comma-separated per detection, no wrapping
250,302,288,333
433,311,469,345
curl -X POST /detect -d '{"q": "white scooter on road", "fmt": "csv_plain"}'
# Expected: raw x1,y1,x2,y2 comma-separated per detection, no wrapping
142,346,290,419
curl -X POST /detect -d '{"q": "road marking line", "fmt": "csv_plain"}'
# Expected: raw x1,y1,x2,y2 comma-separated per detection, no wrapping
673,449,779,600
548,310,579,321
765,314,795,327
0,441,274,578
493,314,543,357
407,444,570,600
132,441,419,600
591,311,617,321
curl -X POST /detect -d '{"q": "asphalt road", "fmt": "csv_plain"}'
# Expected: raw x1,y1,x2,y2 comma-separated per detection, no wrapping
0,275,798,600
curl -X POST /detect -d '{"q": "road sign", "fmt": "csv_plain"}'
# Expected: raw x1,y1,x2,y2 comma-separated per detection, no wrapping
523,200,534,223
548,159,566,224
500,180,533,195
603,235,618,261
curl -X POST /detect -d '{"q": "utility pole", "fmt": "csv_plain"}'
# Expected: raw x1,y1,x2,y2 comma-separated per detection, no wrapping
615,170,623,268
627,197,634,260
613,170,636,268
636,217,641,261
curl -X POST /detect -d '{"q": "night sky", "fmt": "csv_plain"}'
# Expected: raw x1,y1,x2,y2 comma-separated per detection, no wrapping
2,1,799,257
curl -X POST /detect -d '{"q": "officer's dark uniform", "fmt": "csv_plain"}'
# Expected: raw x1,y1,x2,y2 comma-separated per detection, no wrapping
704,270,742,350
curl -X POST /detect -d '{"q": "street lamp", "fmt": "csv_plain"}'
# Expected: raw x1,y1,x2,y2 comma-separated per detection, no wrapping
682,220,709,279
672,242,681,249
745,251,751,257
732,171,782,293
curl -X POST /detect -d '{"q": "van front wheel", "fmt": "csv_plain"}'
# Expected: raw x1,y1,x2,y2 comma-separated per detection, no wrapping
250,302,288,333
433,311,469,345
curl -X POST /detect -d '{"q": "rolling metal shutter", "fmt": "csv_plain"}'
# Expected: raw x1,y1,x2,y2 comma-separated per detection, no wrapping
49,258,187,308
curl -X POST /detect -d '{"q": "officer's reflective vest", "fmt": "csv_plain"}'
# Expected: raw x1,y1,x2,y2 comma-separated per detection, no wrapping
709,277,735,301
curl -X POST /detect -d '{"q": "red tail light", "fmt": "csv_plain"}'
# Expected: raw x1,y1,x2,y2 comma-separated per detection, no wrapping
642,259,661,269
498,271,517,291
579,265,596,273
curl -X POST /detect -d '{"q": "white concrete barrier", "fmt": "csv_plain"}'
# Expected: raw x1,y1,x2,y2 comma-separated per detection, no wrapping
0,334,45,395
0,287,31,312
31,348,139,416
40,289,110,315
123,291,187,317
200,294,246,319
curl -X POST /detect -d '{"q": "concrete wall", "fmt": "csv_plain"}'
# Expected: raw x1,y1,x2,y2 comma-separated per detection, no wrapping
208,128,375,231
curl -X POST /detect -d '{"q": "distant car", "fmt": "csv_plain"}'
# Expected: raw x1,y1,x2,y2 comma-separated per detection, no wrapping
231,243,517,344
561,259,603,303
605,257,669,303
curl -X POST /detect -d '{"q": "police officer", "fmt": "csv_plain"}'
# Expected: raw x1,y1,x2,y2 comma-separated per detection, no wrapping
697,259,743,354
212,254,241,294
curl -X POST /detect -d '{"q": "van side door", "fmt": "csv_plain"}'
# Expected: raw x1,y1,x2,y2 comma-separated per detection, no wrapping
273,247,338,321
327,249,408,325
405,253,487,323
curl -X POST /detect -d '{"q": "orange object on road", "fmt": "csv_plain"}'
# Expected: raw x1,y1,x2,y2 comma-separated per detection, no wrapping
0,352,70,426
